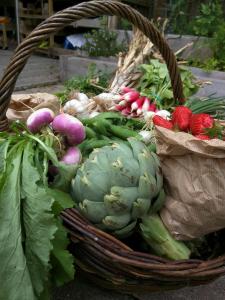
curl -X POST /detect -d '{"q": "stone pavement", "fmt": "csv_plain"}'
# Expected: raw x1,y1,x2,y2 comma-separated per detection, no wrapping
53,274,225,300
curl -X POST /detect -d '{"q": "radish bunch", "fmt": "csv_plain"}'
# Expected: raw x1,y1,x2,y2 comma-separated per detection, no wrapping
115,87,157,117
26,108,85,164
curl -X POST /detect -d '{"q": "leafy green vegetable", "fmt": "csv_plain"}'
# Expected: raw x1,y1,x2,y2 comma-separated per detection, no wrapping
0,144,35,300
21,143,57,298
51,219,75,287
138,59,199,109
0,129,75,300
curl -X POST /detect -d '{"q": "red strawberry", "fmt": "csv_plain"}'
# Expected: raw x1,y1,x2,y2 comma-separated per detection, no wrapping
190,114,214,136
195,134,211,140
153,115,173,130
172,106,192,131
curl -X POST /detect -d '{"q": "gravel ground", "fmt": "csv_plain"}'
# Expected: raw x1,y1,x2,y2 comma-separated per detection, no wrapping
53,274,225,300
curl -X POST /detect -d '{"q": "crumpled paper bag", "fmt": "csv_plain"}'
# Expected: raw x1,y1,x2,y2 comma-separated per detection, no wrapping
155,126,225,240
7,93,60,121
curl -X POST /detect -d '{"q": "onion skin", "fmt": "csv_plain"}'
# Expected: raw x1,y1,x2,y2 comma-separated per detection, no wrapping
52,113,86,145
26,108,55,133
61,147,81,165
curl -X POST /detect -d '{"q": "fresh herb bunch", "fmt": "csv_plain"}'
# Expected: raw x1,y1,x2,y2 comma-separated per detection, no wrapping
0,123,75,300
56,64,110,104
82,29,126,57
138,59,199,110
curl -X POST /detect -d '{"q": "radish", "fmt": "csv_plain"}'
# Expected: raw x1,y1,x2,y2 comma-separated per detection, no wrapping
141,98,150,113
26,108,55,133
123,91,140,103
115,104,125,111
155,110,171,119
52,113,85,145
120,86,134,94
131,97,145,112
149,103,157,112
61,147,81,165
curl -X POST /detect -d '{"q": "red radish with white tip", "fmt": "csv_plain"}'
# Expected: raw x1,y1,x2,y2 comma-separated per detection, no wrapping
120,86,134,94
141,98,150,112
115,105,125,111
26,108,55,133
61,147,82,165
123,91,140,103
52,113,85,145
148,103,157,112
121,107,131,116
118,100,127,106
131,97,145,111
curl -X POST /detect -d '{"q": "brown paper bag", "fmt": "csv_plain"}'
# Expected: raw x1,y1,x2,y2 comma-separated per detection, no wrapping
155,126,225,240
6,93,60,122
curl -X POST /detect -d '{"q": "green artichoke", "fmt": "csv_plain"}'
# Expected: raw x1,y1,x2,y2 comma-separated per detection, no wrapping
71,138,163,237
71,137,191,260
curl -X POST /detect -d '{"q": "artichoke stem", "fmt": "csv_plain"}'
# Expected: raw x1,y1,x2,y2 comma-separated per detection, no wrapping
140,214,191,260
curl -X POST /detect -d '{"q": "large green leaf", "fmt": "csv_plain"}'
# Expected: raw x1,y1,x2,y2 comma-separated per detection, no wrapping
0,145,36,300
21,143,57,298
51,219,75,287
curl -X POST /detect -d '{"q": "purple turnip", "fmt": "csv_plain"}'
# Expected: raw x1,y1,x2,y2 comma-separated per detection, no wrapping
52,113,85,145
26,108,55,133
61,147,81,165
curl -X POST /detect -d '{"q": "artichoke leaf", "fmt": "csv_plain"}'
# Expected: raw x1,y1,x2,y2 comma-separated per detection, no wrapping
110,142,134,158
138,174,157,199
103,214,131,230
154,168,163,197
110,157,140,187
137,151,157,178
79,199,107,223
151,152,161,168
114,220,137,238
131,198,151,219
128,137,147,160
150,189,166,214
104,186,138,214
87,151,110,172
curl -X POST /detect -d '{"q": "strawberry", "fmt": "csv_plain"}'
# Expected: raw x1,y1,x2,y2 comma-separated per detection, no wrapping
195,134,211,140
190,113,214,136
171,106,192,131
153,115,173,130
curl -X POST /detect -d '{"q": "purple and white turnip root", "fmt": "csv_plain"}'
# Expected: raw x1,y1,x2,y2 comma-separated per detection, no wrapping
26,108,55,133
61,147,81,165
52,113,86,145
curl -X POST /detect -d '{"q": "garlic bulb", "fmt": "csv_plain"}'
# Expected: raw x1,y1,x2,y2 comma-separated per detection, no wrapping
76,93,89,104
93,93,122,109
63,99,86,116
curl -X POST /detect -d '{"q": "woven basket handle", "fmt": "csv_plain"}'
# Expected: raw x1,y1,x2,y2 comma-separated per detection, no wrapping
0,0,184,130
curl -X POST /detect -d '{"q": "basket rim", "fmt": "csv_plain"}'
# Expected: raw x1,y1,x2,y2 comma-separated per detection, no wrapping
61,208,225,280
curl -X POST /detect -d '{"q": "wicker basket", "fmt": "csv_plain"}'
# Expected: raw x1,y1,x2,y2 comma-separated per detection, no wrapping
1,0,225,294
